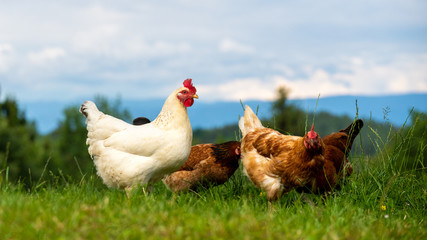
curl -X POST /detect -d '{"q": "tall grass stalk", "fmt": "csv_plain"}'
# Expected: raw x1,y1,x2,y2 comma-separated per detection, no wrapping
0,142,10,187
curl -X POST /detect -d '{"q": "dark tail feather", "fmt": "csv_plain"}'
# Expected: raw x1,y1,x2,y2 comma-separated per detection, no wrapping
133,117,151,125
341,119,364,153
342,119,363,138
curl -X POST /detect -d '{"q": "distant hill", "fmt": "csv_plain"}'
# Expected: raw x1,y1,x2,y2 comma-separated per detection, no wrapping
21,93,427,134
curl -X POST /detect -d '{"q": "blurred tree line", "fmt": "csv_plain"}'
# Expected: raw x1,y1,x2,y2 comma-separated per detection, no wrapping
0,87,424,186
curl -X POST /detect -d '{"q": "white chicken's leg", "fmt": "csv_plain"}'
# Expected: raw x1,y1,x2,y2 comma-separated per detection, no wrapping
142,184,155,196
125,184,154,198
125,186,133,199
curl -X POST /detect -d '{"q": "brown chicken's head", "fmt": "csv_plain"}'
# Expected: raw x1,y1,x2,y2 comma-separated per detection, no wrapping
177,78,198,107
303,125,323,153
234,145,241,157
212,141,241,163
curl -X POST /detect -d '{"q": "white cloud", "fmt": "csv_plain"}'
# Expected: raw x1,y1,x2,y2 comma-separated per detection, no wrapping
27,47,66,64
0,1,425,102
73,24,121,53
332,54,427,96
282,54,427,99
198,54,427,101
0,44,12,52
72,23,192,59
150,42,192,55
271,64,295,77
198,78,275,102
0,43,13,72
219,38,254,54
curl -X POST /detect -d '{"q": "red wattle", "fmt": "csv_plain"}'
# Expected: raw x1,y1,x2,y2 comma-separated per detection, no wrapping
184,98,194,107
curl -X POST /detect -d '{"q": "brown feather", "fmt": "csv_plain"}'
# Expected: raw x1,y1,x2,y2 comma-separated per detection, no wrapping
163,141,241,192
302,120,363,193
241,127,325,201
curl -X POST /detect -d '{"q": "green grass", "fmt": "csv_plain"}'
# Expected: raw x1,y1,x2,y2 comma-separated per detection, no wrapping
1,123,426,239
0,168,425,239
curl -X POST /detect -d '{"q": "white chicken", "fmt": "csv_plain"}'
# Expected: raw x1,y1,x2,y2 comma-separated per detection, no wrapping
80,79,198,194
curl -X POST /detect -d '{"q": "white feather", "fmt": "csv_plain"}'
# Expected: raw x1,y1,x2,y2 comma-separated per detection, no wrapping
81,86,194,189
239,105,264,136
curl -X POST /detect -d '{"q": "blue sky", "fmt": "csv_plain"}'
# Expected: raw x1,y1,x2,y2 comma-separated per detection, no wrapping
0,0,426,103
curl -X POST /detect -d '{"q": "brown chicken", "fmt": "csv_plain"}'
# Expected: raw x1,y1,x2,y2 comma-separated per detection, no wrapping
239,105,325,201
163,141,241,193
303,119,363,193
132,117,241,192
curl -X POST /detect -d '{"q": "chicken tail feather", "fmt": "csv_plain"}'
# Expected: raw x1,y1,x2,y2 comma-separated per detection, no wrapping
239,105,263,136
342,119,364,140
80,101,102,121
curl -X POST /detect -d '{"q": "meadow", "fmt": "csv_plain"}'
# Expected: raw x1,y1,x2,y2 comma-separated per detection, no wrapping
0,118,426,239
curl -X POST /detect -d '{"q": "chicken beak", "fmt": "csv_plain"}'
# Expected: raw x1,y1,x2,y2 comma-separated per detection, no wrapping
193,94,199,99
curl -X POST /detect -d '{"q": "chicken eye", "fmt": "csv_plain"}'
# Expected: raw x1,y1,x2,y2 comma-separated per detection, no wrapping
182,90,188,94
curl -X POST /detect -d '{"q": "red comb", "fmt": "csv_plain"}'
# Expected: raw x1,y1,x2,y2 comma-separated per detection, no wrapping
308,124,316,138
183,78,197,95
